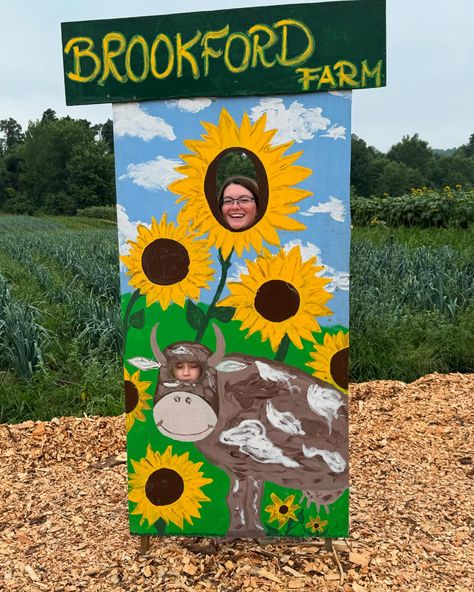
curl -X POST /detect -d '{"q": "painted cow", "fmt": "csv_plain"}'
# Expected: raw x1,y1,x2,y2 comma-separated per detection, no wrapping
132,324,348,536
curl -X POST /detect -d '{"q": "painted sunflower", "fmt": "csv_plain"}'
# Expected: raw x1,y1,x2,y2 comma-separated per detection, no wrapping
169,109,311,258
218,246,333,351
265,493,300,529
128,445,213,528
120,213,214,309
124,368,153,432
306,515,329,534
306,330,349,393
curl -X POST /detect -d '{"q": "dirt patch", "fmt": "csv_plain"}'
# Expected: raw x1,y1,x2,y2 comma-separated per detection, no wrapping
0,373,472,591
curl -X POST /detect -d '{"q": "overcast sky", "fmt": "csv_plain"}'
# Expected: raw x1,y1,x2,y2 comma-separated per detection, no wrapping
1,0,472,152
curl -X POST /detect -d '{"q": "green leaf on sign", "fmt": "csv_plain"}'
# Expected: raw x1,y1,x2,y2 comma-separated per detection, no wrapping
186,300,205,330
129,309,145,329
211,306,236,323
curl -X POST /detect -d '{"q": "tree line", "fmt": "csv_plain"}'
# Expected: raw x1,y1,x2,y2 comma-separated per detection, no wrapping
0,109,473,216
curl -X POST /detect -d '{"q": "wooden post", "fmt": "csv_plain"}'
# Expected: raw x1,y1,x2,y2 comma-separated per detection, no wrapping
140,535,150,554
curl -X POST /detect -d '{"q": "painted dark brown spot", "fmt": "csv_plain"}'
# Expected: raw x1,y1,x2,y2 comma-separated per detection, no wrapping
124,380,139,413
254,280,300,322
279,505,289,514
145,468,184,506
330,347,349,390
141,239,189,285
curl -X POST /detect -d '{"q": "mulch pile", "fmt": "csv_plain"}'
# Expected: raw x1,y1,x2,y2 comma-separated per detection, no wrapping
0,373,472,591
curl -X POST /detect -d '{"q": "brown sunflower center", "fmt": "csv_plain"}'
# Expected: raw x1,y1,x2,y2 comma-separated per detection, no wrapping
330,347,349,390
279,505,289,514
145,468,184,506
124,380,139,413
254,280,300,322
141,239,190,285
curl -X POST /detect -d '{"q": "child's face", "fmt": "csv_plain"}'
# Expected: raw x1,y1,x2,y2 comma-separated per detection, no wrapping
173,361,202,382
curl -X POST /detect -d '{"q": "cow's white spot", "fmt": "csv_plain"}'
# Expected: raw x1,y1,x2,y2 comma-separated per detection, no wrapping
216,360,249,373
163,381,180,388
232,479,240,493
307,384,344,433
220,419,300,468
302,445,346,473
171,346,192,355
266,400,305,436
255,361,299,394
127,356,161,370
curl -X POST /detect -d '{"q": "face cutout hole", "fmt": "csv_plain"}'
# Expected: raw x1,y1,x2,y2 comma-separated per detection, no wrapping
204,147,269,232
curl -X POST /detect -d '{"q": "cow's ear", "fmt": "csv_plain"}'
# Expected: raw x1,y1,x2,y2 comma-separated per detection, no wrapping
127,357,161,370
215,360,249,373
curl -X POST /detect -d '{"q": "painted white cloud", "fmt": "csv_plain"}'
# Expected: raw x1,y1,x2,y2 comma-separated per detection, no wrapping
328,90,352,100
116,204,150,263
166,98,213,113
249,97,330,144
227,262,249,283
300,197,346,222
283,239,349,293
321,124,347,140
113,103,176,141
119,155,183,191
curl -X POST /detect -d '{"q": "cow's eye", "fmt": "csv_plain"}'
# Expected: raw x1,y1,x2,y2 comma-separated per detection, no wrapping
174,395,181,403
185,396,192,405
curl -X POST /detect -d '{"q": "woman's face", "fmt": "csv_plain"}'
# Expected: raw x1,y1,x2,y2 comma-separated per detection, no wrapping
221,183,258,230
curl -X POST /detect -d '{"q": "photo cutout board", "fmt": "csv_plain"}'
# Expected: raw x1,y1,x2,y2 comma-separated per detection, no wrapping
61,0,386,539
115,92,351,537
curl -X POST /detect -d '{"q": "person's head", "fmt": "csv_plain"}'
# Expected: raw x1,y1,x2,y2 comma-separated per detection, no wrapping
172,361,202,382
218,176,259,231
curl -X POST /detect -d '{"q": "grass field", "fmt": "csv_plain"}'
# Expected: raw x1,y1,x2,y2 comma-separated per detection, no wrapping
0,215,473,423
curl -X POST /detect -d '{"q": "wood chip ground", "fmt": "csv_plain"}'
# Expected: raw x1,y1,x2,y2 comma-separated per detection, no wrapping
1,373,472,591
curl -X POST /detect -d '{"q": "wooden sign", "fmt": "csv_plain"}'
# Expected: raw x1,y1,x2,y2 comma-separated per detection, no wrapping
61,0,386,105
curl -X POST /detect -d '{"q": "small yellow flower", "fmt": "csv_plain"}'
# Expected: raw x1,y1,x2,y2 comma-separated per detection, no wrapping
265,493,300,529
306,515,329,534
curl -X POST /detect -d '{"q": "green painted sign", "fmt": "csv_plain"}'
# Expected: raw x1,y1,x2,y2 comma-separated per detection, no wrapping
61,0,386,106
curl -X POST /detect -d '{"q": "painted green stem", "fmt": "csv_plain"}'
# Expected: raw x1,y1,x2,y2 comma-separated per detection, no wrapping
195,249,233,342
274,334,290,362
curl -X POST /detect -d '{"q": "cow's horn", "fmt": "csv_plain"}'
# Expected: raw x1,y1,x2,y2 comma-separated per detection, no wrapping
150,324,167,366
208,323,226,367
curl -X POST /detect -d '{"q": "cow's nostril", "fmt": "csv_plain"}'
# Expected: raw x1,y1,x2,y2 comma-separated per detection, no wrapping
185,396,192,405
174,395,181,403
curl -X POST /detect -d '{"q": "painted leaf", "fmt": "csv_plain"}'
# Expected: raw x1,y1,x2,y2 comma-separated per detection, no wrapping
186,299,205,330
212,306,236,323
129,309,145,329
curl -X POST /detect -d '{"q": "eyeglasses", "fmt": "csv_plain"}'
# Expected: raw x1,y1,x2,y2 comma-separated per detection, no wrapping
221,196,255,207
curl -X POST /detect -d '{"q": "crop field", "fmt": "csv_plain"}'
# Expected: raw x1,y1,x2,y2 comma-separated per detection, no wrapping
0,215,473,424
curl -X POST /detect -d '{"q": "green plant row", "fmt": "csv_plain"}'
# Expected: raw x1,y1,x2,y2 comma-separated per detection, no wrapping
76,205,117,221
351,187,474,228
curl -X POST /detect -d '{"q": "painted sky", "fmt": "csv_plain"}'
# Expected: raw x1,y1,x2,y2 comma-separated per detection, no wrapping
114,92,351,326
0,0,473,152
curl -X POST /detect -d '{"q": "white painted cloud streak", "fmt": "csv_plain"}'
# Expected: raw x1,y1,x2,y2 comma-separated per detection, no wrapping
116,204,150,258
113,103,176,141
300,196,346,222
250,97,330,144
320,124,347,140
119,155,183,191
166,98,213,113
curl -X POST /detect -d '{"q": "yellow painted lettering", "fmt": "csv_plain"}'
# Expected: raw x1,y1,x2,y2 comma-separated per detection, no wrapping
274,19,315,67
99,32,127,84
224,32,251,74
361,59,383,87
247,23,277,69
151,34,174,79
125,35,149,83
176,31,202,79
64,37,101,83
334,60,360,88
317,64,338,90
201,26,229,77
295,67,321,91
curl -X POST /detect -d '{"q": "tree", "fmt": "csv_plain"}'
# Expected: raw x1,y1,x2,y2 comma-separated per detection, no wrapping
98,119,114,154
350,135,383,196
0,118,24,152
387,134,434,179
432,154,474,189
371,159,425,196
